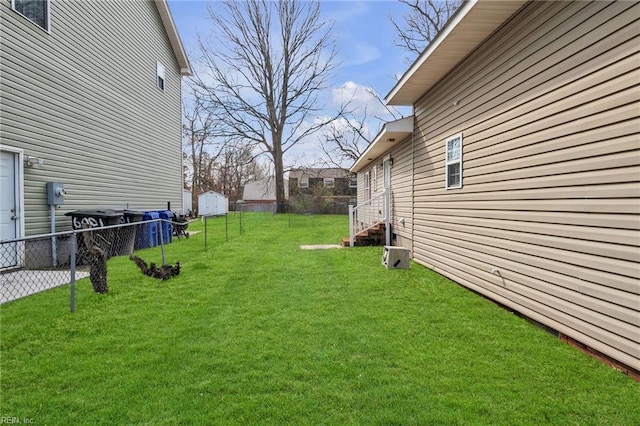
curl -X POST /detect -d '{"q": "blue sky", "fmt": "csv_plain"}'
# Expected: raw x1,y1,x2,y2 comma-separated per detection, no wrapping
167,0,412,166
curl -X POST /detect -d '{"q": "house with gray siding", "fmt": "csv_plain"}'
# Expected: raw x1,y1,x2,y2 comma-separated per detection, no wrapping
0,0,191,246
351,0,639,375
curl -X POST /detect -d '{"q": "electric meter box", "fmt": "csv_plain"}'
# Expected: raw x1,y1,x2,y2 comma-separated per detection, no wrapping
47,182,66,205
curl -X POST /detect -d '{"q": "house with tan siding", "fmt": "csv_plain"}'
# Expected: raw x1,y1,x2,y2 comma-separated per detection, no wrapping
351,0,639,375
0,0,191,246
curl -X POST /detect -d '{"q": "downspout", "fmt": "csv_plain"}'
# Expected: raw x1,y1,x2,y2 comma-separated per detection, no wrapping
50,204,57,267
385,187,390,247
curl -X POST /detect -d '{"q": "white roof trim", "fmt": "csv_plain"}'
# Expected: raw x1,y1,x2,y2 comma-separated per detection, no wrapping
155,0,192,76
385,0,527,105
350,116,414,173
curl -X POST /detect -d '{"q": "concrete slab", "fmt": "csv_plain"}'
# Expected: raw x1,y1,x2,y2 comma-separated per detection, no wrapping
299,244,343,250
0,269,90,304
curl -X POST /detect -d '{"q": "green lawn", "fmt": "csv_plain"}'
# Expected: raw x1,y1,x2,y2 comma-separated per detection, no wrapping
1,214,638,425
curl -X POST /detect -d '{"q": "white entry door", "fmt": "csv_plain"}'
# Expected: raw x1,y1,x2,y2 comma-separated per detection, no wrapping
1,150,20,268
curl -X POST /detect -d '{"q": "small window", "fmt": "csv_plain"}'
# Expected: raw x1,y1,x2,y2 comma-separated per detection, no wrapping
323,178,335,188
299,177,309,188
364,171,371,201
157,62,165,91
445,133,463,189
349,174,357,188
12,0,49,31
372,165,378,193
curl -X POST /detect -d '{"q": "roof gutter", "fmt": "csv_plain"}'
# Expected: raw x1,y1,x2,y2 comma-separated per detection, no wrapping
385,0,527,106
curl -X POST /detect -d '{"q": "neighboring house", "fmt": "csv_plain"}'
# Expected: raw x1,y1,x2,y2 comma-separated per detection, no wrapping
288,168,357,214
241,178,289,212
0,0,191,244
351,1,639,374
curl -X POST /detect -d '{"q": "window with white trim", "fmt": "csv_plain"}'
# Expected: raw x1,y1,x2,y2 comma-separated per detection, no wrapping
372,164,378,193
323,177,334,188
156,62,166,91
445,133,463,189
299,177,309,188
364,171,371,201
12,0,49,31
349,174,357,188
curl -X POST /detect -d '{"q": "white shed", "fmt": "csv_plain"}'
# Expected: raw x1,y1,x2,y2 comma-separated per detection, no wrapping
198,191,228,216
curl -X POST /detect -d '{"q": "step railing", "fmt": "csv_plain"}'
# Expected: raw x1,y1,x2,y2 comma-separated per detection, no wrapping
348,189,390,247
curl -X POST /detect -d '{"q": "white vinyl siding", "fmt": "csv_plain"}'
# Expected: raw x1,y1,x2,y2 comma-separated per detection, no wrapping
0,0,184,234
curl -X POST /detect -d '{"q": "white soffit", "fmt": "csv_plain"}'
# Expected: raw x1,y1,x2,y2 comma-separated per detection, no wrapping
155,0,192,76
350,116,414,173
385,0,527,106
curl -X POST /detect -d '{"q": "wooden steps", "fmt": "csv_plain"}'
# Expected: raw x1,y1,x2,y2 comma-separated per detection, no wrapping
341,223,386,247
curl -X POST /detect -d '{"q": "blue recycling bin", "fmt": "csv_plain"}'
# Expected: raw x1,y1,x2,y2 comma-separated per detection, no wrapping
159,210,174,244
136,211,160,249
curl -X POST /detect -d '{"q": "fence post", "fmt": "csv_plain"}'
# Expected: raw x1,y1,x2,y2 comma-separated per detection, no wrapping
225,213,228,242
159,219,166,265
70,232,76,313
240,208,243,235
205,216,208,251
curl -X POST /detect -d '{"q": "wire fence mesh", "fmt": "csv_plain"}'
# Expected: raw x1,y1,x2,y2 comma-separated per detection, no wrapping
0,219,175,310
1,209,349,310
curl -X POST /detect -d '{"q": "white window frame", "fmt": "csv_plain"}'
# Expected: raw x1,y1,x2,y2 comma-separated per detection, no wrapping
364,171,371,201
156,61,166,91
349,174,357,188
383,156,392,190
445,133,463,189
323,177,334,188
11,0,50,32
372,164,379,193
299,177,309,188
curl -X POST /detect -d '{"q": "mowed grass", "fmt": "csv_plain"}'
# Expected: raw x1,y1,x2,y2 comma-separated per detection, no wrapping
1,214,638,425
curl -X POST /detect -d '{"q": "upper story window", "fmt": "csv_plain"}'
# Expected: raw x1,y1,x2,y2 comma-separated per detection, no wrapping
323,178,334,188
157,62,166,91
299,177,309,188
445,133,463,189
12,0,49,31
349,174,357,188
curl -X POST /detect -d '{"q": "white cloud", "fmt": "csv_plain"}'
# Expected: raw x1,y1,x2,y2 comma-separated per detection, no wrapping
332,81,394,120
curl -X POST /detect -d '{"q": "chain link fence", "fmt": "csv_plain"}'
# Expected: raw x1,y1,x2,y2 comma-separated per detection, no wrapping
0,219,174,311
200,203,350,247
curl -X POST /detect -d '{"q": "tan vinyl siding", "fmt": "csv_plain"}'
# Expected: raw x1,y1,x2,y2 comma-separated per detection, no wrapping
389,136,413,250
0,0,183,234
412,0,640,370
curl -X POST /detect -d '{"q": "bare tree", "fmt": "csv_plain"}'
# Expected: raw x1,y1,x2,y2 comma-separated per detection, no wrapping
212,144,268,207
322,85,403,168
194,0,338,212
391,0,462,62
182,87,226,199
